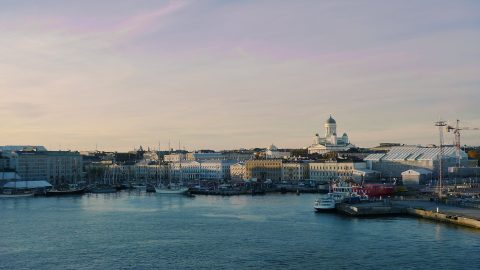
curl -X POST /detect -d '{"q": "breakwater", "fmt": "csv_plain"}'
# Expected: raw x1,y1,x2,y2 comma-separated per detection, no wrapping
335,200,480,230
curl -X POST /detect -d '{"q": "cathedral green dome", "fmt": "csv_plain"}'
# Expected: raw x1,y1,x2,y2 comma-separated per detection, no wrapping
326,115,336,124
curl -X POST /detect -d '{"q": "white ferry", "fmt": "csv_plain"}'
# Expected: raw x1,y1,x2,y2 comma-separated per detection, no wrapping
314,181,367,212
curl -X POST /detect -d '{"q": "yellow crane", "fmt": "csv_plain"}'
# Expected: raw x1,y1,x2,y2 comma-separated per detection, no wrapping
446,119,480,167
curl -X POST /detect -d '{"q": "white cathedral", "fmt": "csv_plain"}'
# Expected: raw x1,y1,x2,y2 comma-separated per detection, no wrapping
307,115,355,154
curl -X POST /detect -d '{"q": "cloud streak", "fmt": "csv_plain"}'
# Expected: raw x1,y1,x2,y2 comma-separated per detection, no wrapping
116,0,189,40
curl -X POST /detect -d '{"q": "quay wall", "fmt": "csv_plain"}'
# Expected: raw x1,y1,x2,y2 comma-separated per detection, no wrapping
407,208,480,230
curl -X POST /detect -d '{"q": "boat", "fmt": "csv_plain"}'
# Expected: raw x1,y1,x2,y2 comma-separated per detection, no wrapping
45,183,86,196
0,189,35,198
90,166,118,194
329,181,364,202
154,184,189,194
154,162,189,195
133,184,147,191
90,184,117,194
0,179,35,198
314,194,336,211
313,181,367,211
46,187,86,196
146,184,156,193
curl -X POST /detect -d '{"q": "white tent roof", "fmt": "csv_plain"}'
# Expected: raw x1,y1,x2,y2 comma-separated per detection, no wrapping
401,169,432,176
3,181,52,189
365,146,465,162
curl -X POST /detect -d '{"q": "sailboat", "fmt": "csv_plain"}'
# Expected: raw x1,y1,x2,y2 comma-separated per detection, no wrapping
91,166,117,193
45,185,86,196
46,159,85,196
0,179,34,198
155,163,188,194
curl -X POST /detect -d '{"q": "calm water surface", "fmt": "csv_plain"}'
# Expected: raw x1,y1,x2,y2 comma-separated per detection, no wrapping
0,192,478,270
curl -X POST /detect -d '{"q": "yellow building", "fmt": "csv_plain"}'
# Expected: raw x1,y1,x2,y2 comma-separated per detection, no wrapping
245,159,283,182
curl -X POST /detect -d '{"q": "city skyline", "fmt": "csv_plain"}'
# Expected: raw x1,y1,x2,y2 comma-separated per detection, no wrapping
1,0,479,151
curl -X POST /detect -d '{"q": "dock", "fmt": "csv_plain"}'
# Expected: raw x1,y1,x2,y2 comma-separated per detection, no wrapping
335,199,480,230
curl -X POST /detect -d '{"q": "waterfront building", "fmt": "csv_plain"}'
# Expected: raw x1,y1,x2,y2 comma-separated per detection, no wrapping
308,115,355,154
170,160,235,181
3,151,83,186
245,159,283,182
98,163,170,183
401,169,433,186
230,162,246,181
282,162,309,181
364,146,472,179
0,155,9,171
129,164,168,182
309,161,367,182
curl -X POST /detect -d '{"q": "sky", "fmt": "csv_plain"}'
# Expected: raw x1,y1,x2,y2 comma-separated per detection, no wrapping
0,0,479,151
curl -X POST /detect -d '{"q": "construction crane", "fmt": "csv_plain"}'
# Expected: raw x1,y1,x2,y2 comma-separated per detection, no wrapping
435,120,447,198
446,119,480,167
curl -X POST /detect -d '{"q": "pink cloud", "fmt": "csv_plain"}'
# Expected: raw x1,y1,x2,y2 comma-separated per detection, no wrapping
116,0,189,39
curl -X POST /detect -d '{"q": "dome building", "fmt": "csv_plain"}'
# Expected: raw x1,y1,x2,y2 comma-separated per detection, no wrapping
308,115,354,154
265,144,291,159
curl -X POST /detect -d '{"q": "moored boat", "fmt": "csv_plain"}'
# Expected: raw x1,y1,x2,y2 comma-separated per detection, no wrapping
314,194,336,211
133,184,147,191
0,189,35,198
154,184,189,194
45,187,86,196
146,184,156,193
90,184,117,194
314,181,368,212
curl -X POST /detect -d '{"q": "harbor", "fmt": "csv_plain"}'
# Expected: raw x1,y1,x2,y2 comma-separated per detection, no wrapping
1,193,478,270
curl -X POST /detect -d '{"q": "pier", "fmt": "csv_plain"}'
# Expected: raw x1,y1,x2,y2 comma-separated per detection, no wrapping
335,199,480,230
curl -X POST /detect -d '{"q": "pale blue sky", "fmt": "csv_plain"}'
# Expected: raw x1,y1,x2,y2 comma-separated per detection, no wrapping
0,0,479,151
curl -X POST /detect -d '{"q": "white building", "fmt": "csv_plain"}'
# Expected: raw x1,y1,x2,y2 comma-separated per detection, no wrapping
230,162,246,181
265,144,291,159
282,162,309,181
4,151,83,186
308,115,354,154
170,160,236,181
164,153,186,162
364,146,470,179
309,161,366,181
401,169,433,186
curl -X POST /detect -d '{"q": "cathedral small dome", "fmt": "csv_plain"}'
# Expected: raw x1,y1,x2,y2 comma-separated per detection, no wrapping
267,144,278,151
326,115,336,124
